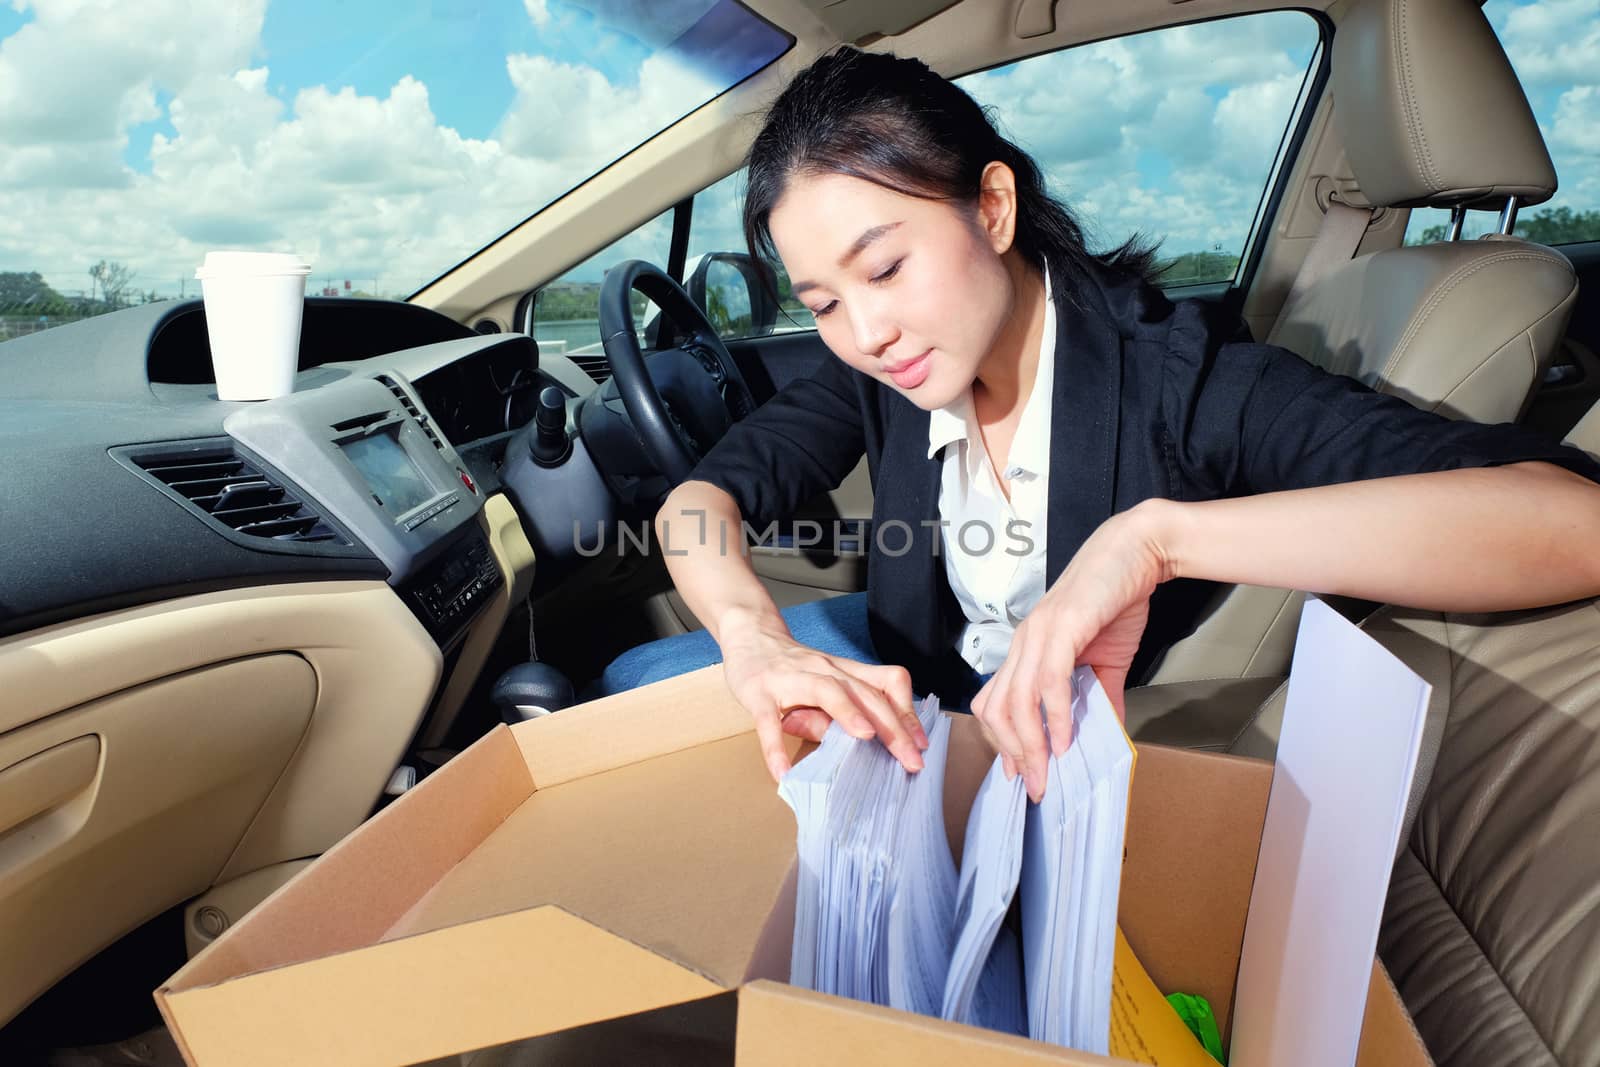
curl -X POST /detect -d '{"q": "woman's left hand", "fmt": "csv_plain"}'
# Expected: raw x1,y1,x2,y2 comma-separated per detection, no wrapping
970,501,1174,802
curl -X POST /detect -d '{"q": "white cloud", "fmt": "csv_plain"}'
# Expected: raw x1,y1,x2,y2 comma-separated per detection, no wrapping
499,51,715,163
0,0,263,147
1550,85,1600,157
961,11,1318,258
1493,0,1600,88
1212,72,1302,182
0,3,734,299
523,0,550,28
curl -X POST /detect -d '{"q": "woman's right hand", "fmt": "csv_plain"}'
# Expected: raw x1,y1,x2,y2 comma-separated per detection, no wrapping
717,606,927,781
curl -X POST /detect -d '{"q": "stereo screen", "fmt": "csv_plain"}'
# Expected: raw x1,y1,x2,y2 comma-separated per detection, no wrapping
341,430,434,515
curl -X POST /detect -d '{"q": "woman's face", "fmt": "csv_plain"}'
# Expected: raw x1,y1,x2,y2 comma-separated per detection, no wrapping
766,169,1018,411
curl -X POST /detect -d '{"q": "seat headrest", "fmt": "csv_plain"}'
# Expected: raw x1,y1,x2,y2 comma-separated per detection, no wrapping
1332,0,1556,209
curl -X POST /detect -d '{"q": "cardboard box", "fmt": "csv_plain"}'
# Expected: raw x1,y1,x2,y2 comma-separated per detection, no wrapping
156,665,1432,1066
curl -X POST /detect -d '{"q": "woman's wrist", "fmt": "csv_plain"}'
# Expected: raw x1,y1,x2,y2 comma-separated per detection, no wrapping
1124,497,1188,584
713,603,790,651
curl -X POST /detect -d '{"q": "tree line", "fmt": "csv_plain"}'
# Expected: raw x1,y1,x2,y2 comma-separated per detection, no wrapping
1409,205,1600,246
1,262,156,318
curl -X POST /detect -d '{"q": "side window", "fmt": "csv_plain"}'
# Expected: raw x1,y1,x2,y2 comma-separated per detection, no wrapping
680,10,1322,338
960,12,1323,289
531,210,672,370
1403,0,1600,247
685,170,815,340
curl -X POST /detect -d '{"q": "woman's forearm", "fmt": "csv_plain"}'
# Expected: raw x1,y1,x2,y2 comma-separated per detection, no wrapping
655,480,788,645
1149,461,1600,612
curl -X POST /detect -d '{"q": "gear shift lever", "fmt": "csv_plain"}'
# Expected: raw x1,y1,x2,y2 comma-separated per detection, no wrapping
491,662,577,724
530,386,571,467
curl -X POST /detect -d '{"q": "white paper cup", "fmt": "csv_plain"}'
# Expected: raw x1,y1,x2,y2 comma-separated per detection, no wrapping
196,251,313,401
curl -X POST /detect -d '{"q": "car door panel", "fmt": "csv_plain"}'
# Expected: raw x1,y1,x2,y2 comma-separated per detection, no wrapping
0,654,315,1025
0,579,445,1025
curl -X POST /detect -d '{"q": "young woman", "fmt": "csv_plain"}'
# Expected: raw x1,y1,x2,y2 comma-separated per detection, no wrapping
600,47,1600,802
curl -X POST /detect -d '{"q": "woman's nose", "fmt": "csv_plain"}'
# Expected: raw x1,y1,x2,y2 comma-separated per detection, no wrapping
847,301,898,357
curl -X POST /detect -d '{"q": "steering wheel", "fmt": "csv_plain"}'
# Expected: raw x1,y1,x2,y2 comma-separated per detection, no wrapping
598,260,757,484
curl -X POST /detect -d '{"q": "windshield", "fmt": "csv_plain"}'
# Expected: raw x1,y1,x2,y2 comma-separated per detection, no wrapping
0,0,789,342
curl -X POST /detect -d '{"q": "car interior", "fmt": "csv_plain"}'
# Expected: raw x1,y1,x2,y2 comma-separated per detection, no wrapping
0,0,1597,1064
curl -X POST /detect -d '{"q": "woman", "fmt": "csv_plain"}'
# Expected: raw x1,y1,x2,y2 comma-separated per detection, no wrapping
601,47,1600,801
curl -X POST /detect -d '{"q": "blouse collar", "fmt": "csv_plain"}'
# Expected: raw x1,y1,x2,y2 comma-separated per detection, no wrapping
926,265,1057,473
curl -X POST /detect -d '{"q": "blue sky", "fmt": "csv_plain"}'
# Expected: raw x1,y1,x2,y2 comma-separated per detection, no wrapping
1,0,1594,300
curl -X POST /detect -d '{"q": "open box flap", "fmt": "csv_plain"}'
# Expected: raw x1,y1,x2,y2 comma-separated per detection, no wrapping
162,722,537,995
164,665,766,995
160,904,725,1067
1357,961,1432,1066
1120,744,1273,1040
383,728,799,988
510,664,758,789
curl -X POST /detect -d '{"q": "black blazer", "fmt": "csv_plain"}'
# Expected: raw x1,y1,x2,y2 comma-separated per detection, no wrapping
691,260,1599,701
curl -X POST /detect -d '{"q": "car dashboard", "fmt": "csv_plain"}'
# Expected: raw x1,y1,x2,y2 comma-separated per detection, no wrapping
0,294,616,1021
0,296,589,647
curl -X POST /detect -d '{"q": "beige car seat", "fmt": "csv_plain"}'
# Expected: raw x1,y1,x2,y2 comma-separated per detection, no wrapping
1143,0,1578,690
1211,408,1600,1067
1225,595,1600,1066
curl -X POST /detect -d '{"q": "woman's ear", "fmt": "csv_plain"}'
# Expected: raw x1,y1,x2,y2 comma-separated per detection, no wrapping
976,161,1019,255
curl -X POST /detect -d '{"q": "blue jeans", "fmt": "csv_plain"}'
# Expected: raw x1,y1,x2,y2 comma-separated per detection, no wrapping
594,592,879,696
593,591,989,707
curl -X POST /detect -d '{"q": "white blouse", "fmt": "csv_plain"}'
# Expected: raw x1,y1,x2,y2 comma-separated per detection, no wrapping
927,269,1058,674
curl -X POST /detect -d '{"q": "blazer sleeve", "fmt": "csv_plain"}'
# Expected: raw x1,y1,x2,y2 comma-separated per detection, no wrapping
1161,303,1600,496
685,352,869,525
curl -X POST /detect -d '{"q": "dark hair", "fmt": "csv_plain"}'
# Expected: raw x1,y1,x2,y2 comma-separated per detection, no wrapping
742,47,1160,290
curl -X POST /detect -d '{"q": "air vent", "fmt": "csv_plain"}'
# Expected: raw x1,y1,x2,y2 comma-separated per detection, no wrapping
376,375,447,452
567,354,611,385
127,444,350,545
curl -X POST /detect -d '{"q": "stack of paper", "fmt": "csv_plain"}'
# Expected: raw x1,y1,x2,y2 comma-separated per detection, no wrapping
779,666,1137,1055
779,695,955,1013
1019,666,1136,1051
940,756,1026,1033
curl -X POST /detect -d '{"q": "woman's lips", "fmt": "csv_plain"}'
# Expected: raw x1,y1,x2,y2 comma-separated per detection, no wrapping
886,350,932,389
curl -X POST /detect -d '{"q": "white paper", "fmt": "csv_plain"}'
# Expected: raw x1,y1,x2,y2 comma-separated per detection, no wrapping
780,672,1134,1054
1230,598,1432,1067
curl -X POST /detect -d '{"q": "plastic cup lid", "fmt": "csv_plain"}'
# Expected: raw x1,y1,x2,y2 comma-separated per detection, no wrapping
195,251,312,279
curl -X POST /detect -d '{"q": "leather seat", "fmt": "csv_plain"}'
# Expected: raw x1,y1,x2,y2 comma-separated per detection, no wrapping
1203,411,1600,1067
1142,0,1579,690
1224,592,1600,1066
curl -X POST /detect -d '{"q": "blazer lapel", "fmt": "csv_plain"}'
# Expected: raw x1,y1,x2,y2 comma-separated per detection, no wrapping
867,399,957,676
1045,267,1124,583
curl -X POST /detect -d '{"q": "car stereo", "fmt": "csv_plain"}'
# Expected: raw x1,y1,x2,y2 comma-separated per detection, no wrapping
331,414,463,531
223,375,482,587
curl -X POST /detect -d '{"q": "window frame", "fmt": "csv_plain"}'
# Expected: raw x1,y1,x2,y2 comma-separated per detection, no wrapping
576,7,1338,345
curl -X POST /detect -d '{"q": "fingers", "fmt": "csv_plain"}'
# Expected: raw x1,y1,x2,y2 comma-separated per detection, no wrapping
752,707,791,783
837,671,926,772
834,660,927,750
975,630,1070,803
780,706,831,742
973,663,1033,793
1039,667,1074,759
788,671,924,773
1003,646,1053,802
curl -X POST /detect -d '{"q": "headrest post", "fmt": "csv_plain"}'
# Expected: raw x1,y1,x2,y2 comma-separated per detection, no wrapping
1497,197,1521,236
1447,205,1467,242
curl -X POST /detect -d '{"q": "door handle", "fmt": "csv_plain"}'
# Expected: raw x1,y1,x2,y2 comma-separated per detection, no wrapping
0,736,101,836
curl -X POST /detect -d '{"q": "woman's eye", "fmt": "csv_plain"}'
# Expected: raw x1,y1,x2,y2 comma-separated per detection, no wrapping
870,259,903,284
813,300,839,318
